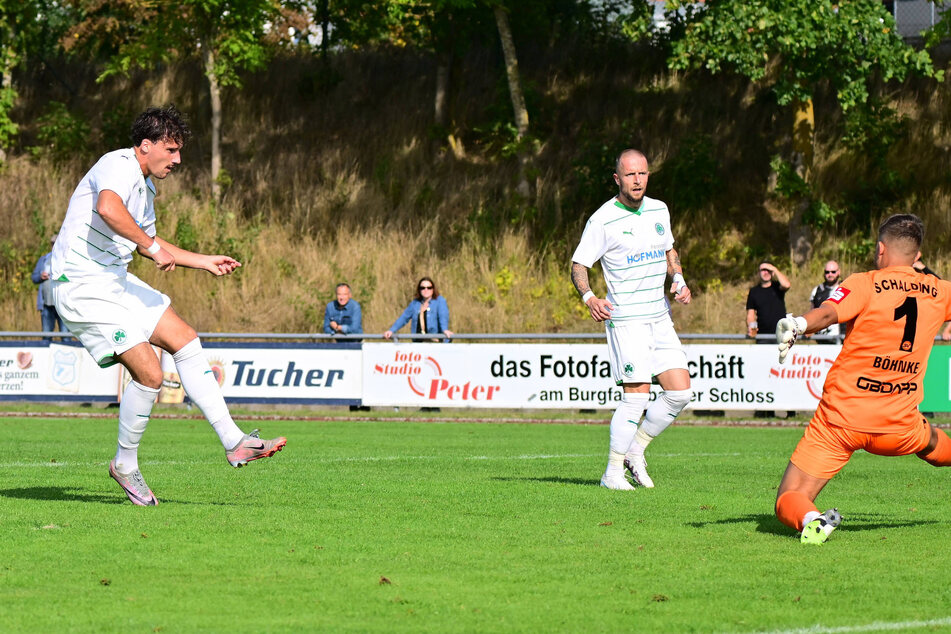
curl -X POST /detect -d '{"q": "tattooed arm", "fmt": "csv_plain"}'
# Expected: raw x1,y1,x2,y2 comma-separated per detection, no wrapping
572,261,613,322
666,248,691,305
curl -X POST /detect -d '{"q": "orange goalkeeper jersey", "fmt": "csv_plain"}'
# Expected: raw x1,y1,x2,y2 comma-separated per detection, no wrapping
815,265,951,433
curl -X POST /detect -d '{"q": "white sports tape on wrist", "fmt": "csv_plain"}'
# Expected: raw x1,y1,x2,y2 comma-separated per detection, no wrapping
581,291,595,303
672,273,686,288
146,240,161,255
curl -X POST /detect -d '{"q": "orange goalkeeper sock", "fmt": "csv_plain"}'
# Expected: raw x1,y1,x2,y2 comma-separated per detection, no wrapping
776,490,818,531
919,428,951,466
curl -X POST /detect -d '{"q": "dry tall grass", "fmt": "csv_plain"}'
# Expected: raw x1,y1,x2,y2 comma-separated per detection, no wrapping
4,43,951,336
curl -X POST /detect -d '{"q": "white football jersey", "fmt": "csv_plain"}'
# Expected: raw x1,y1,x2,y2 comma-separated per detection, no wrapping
572,195,675,322
51,148,156,282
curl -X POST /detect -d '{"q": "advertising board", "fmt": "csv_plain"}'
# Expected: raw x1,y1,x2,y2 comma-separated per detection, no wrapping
361,343,842,410
0,341,120,400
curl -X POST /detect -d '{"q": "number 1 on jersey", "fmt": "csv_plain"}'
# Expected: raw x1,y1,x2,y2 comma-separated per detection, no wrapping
893,297,918,352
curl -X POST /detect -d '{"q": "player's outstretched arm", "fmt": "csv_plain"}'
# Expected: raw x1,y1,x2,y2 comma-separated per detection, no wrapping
776,305,839,363
571,261,612,322
147,237,242,276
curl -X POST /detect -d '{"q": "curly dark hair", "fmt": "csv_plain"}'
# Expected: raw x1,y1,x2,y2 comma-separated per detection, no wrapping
131,105,191,147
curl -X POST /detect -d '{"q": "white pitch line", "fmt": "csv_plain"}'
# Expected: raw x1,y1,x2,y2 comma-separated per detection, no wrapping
755,616,951,634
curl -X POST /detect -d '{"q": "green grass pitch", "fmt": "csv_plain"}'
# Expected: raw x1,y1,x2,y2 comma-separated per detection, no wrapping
2,414,951,633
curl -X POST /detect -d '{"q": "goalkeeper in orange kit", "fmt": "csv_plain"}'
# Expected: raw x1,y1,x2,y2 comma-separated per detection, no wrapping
773,214,951,544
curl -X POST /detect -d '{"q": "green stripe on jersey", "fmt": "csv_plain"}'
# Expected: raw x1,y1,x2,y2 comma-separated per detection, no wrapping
612,200,642,214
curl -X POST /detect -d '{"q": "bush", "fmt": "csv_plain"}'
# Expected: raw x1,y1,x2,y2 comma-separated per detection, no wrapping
28,102,91,164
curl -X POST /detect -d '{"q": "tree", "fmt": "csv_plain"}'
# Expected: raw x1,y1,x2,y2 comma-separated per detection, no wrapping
65,0,284,203
656,0,940,263
491,2,531,198
0,0,74,163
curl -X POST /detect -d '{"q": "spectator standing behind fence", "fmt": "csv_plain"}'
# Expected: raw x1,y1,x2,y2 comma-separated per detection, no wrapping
808,260,842,344
323,283,362,338
31,234,68,336
383,277,453,341
746,261,790,343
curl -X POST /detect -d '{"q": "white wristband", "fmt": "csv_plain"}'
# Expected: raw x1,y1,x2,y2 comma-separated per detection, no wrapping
146,240,161,255
581,291,595,304
672,273,686,289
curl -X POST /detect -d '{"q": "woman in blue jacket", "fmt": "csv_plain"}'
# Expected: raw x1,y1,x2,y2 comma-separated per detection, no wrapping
384,276,453,341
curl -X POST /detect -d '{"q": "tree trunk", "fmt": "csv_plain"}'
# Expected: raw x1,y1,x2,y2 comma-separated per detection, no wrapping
434,53,450,129
319,0,330,62
492,4,531,199
202,44,223,205
788,98,815,266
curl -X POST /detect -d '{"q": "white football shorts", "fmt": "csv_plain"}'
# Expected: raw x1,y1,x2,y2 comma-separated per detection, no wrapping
51,273,171,368
605,317,687,385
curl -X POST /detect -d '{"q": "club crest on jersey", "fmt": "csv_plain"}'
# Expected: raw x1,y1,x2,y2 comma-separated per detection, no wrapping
623,362,634,376
111,329,127,344
828,287,850,303
654,223,664,235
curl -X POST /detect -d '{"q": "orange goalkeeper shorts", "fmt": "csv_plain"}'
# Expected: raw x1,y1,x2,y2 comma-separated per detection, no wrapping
790,415,932,480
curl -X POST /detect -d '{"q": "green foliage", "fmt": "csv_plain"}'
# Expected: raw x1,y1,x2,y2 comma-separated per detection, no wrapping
662,0,942,241
769,155,810,199
494,265,514,294
804,199,844,230
681,236,751,289
613,0,654,42
651,134,722,212
0,83,18,153
67,0,281,88
841,98,907,158
0,0,75,156
215,167,234,190
174,215,201,253
769,155,844,231
27,101,91,163
99,105,133,150
841,235,877,259
667,0,941,111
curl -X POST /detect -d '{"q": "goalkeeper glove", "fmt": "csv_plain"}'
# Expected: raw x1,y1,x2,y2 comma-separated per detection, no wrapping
776,313,808,364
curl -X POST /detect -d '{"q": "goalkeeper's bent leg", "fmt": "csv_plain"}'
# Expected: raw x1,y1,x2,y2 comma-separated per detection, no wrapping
776,490,819,532
918,425,951,466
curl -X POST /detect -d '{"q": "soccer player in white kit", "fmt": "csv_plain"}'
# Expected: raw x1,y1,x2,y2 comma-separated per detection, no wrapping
50,106,286,506
571,149,692,490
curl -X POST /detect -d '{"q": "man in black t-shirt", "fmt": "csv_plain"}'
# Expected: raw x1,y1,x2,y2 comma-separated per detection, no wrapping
746,261,790,344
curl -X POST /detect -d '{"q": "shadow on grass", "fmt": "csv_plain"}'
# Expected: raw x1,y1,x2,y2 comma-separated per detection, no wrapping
0,486,123,504
688,513,940,536
491,476,595,486
0,486,233,506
